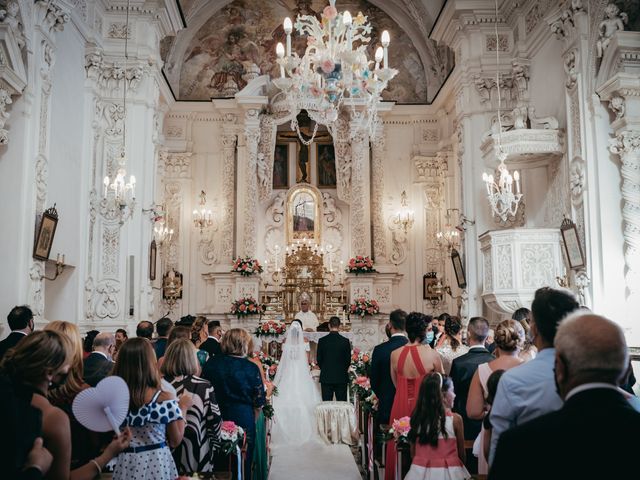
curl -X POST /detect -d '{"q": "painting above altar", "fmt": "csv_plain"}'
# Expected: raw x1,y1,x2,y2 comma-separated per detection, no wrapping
287,185,322,243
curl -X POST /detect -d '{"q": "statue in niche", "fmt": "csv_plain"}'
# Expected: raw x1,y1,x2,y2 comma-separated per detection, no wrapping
597,4,628,58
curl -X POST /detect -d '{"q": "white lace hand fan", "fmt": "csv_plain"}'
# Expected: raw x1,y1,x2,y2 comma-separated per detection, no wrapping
72,376,129,433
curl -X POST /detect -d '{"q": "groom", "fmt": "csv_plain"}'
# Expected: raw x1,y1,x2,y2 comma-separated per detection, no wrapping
317,316,351,401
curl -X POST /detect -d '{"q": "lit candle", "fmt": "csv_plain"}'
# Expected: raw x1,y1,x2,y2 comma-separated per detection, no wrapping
381,30,390,68
343,11,352,50
374,46,383,71
283,17,293,57
276,42,285,78
514,170,521,194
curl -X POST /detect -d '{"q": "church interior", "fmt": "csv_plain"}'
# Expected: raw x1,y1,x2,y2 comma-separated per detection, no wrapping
0,0,639,478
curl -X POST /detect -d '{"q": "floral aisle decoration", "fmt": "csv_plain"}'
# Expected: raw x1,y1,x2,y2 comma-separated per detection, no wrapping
252,350,280,381
231,257,264,276
349,298,380,317
219,421,245,455
389,416,411,445
230,297,264,318
348,348,378,413
254,320,287,337
346,255,376,274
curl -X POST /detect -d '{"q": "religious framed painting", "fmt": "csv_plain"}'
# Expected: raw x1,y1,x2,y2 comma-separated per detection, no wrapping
149,239,157,281
451,248,467,289
33,204,59,261
423,272,439,301
286,185,322,243
273,143,290,189
560,217,585,270
316,142,336,188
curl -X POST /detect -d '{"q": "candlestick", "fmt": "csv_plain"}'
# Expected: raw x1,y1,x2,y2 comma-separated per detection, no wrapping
381,30,390,68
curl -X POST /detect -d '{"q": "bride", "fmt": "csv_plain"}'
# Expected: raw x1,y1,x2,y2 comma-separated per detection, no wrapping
270,321,321,449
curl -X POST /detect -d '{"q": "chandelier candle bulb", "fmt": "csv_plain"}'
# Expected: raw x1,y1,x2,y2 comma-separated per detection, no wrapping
343,10,352,49
283,17,292,56
276,42,285,77
381,30,390,68
514,170,521,194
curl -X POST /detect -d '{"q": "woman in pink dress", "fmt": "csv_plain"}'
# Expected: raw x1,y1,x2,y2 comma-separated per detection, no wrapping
385,313,444,480
405,373,470,480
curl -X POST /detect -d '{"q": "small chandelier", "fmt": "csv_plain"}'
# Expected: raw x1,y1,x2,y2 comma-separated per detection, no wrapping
436,225,460,251
192,190,213,233
393,190,414,233
481,0,523,222
274,0,398,141
154,220,173,245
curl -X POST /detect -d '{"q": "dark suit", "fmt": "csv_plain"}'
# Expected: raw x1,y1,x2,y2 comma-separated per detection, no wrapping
0,332,28,361
449,346,494,440
490,387,640,479
200,337,222,357
317,331,351,401
153,337,168,359
370,335,408,424
83,352,114,387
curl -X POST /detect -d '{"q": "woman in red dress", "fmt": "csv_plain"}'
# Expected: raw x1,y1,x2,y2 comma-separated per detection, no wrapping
385,312,444,480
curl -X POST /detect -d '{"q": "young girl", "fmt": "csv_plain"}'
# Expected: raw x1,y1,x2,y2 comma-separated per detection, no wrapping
481,369,505,462
405,373,471,480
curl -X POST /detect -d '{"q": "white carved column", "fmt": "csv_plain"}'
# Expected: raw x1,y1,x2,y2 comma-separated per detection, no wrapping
220,121,238,261
238,108,260,257
371,124,387,263
349,118,371,256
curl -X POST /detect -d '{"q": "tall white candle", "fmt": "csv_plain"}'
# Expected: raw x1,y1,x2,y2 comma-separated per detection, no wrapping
283,17,293,57
381,30,390,68
276,42,285,77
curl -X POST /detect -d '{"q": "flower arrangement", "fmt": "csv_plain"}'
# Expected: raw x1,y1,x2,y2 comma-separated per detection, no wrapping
349,298,380,317
219,421,245,455
349,348,371,378
362,391,379,413
346,255,376,274
231,257,263,276
230,297,264,318
252,350,280,380
389,416,411,445
254,320,287,337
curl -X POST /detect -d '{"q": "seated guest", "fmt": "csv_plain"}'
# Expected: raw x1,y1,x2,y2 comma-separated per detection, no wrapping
202,329,266,479
161,339,222,477
2,330,130,480
81,330,99,360
112,338,190,480
0,305,34,361
490,313,640,479
83,332,115,387
199,320,222,356
136,321,154,340
153,317,173,359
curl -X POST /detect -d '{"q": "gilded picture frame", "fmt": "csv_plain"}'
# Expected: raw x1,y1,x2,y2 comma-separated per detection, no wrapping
423,272,439,300
286,185,322,244
451,248,467,289
33,205,59,261
560,218,586,270
149,240,157,281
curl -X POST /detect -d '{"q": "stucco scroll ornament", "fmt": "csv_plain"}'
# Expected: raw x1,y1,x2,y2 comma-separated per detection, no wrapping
93,280,120,319
609,131,640,156
267,191,285,226
569,161,586,201
0,1,25,48
29,263,44,320
609,96,625,121
472,75,495,104
35,0,69,33
564,50,578,90
0,88,12,145
322,192,342,226
574,270,590,305
597,3,627,59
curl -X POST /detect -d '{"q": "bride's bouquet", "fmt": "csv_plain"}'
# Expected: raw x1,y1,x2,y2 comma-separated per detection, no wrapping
219,421,245,455
254,320,287,337
349,298,380,317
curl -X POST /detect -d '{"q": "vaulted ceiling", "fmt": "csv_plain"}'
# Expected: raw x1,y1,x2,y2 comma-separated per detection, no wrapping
162,0,452,104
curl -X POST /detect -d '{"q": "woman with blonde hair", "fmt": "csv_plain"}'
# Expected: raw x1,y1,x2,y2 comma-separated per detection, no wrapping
0,330,131,479
112,337,191,479
466,319,525,474
202,328,266,479
161,339,222,476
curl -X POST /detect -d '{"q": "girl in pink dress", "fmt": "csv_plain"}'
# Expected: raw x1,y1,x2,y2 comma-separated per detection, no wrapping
405,373,470,480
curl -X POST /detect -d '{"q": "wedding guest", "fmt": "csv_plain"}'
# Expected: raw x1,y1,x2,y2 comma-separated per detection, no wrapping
385,312,444,480
81,330,99,360
485,329,496,354
488,287,579,465
153,317,173,359
317,316,352,401
136,321,154,340
190,316,210,367
512,307,537,361
202,328,266,479
404,373,470,480
436,316,469,375
161,339,222,477
112,338,190,480
199,320,222,356
0,305,34,361
467,319,524,474
113,328,128,360
1,330,131,480
490,313,640,479
157,326,191,370
433,313,448,348
83,332,115,387
248,338,271,480
481,370,504,463
370,309,408,425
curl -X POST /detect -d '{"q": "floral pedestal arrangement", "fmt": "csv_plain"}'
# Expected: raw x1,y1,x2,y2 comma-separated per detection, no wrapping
229,297,264,331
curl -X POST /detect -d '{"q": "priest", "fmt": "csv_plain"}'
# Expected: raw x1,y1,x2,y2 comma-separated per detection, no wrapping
294,294,319,331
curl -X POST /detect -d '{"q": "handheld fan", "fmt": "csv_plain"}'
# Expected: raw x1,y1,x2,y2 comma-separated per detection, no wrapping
72,376,129,433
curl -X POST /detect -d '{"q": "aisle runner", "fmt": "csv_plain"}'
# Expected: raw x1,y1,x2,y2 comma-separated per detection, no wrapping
268,443,362,480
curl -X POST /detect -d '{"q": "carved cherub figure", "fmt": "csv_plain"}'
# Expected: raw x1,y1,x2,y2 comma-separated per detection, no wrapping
597,3,628,58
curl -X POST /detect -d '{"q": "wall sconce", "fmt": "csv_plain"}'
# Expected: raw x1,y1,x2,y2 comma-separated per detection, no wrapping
162,268,183,313
193,190,213,234
437,209,461,251
154,221,173,245
43,254,67,281
423,271,451,308
393,191,415,233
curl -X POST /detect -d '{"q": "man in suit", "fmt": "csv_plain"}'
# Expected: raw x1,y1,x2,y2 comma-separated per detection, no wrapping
83,332,115,387
490,312,640,479
136,321,153,340
317,316,351,401
152,317,173,358
370,309,408,425
0,306,34,361
199,320,222,356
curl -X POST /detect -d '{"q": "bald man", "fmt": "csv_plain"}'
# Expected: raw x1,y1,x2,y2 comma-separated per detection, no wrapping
490,313,640,479
83,332,115,387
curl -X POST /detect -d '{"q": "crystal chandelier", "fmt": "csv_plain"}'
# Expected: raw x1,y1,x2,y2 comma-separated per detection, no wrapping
274,0,398,142
481,0,523,222
102,0,135,223
154,221,173,245
436,225,460,251
192,190,213,233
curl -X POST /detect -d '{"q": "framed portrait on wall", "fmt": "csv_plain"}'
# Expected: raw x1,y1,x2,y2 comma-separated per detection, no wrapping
560,218,585,270
316,142,336,187
149,240,157,281
273,143,289,189
451,248,467,289
423,272,439,300
33,204,59,261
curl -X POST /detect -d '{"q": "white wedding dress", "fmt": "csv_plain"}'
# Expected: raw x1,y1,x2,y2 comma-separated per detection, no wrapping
270,322,322,450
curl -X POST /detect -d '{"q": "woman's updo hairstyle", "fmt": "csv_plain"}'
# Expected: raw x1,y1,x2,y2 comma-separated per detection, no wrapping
444,316,463,349
494,319,525,352
406,312,427,343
